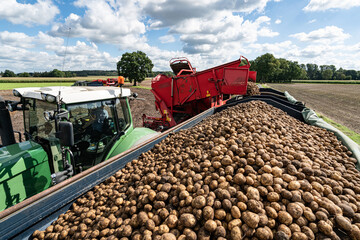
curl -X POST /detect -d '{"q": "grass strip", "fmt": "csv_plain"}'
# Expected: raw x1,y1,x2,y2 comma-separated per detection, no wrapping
0,82,74,90
292,80,360,84
129,86,152,90
318,113,360,145
0,76,121,83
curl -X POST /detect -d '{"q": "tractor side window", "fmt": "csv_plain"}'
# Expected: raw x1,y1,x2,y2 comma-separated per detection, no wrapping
24,99,56,140
115,98,131,132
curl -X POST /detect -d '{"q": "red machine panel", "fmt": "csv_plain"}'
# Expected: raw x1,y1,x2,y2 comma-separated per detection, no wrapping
221,68,249,95
146,56,257,130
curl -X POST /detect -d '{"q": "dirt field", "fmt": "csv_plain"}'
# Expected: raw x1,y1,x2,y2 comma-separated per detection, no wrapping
0,85,160,144
269,83,360,134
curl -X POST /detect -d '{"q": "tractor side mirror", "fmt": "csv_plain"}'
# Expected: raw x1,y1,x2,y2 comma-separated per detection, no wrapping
58,122,74,147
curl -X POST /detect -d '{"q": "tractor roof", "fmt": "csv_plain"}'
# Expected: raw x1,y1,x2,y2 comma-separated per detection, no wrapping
14,86,131,104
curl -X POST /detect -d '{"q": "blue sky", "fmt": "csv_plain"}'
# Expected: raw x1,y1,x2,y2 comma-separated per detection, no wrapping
1,0,360,73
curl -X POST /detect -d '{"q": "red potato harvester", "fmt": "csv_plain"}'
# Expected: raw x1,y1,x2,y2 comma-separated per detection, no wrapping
143,56,257,130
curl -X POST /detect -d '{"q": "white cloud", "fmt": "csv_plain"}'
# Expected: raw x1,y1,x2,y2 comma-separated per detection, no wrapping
290,26,350,43
50,0,147,48
36,31,64,47
0,31,119,73
275,19,281,24
170,13,278,54
0,31,34,48
0,0,59,26
159,35,176,43
249,41,296,56
303,0,360,11
308,19,316,24
259,27,279,37
141,0,272,29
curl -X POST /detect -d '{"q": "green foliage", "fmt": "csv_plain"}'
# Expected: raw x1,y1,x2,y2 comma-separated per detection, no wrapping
251,53,280,83
117,51,154,86
251,54,305,83
250,53,360,82
3,69,16,77
18,72,30,77
322,69,333,80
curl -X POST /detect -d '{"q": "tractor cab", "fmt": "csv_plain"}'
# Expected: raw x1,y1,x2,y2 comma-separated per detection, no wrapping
15,86,132,174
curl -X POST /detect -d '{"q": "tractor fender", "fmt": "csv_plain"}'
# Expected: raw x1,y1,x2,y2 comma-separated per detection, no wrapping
106,127,159,158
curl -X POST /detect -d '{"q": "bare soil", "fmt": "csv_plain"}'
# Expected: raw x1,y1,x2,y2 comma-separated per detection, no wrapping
269,83,360,134
127,87,161,128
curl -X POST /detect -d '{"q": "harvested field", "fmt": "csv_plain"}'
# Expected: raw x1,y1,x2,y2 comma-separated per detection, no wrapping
268,84,360,134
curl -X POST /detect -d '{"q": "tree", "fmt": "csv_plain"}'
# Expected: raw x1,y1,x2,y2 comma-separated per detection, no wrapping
252,53,280,83
50,69,65,77
18,72,30,77
117,51,153,86
3,69,16,77
334,68,346,80
345,70,357,80
306,64,320,80
322,69,333,80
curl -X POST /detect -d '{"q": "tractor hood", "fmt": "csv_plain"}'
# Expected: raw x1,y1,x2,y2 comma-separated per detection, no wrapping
0,140,48,183
0,140,51,211
13,86,131,104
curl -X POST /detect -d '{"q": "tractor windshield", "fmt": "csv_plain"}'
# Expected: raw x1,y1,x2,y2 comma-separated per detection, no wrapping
66,98,130,171
24,99,57,140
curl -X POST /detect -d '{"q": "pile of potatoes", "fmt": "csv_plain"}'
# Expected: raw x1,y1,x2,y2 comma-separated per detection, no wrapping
32,101,360,240
246,82,260,96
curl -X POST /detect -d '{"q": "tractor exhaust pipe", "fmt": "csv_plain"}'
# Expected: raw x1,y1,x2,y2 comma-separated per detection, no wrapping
0,96,16,146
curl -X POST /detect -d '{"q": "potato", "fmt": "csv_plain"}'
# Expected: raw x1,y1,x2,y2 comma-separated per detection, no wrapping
202,206,214,220
278,211,293,225
204,220,217,232
230,226,242,240
260,173,274,186
318,220,333,236
242,211,260,229
179,214,197,228
255,227,271,240
291,232,307,240
231,206,241,219
335,215,352,231
192,196,206,209
273,230,289,240
287,203,303,219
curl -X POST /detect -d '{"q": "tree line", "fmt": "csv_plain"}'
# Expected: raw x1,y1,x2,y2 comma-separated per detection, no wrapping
250,53,360,83
1,69,76,78
2,52,360,83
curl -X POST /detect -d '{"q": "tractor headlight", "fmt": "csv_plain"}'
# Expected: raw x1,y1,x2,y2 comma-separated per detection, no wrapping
13,89,21,97
41,93,56,103
46,95,57,103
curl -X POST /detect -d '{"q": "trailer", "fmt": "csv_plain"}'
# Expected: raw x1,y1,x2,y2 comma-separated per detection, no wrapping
0,89,316,239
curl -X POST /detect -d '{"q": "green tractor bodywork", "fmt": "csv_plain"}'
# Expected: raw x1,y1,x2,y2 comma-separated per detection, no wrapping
0,141,51,211
0,86,157,211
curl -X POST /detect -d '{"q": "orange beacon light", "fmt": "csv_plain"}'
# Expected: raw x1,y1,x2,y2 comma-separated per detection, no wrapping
118,76,125,87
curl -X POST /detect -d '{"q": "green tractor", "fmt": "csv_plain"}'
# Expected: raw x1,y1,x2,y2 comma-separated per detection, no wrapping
0,86,157,211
